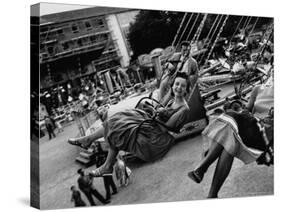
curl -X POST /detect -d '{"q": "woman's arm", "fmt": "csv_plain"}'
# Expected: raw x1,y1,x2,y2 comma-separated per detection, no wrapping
161,88,173,106
247,86,259,112
159,72,172,104
165,107,189,130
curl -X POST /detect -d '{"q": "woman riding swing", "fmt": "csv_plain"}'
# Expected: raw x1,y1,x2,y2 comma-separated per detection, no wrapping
188,72,274,198
68,72,191,177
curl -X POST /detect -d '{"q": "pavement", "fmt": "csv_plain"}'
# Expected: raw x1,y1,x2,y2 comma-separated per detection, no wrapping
39,91,273,210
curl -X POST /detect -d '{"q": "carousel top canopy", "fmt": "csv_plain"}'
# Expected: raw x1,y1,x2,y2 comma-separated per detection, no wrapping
138,46,176,67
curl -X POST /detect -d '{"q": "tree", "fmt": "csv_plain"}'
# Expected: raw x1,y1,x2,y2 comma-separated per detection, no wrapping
128,10,273,60
128,10,184,60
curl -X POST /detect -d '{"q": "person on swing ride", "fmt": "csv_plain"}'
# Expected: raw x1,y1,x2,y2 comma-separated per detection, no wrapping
68,72,190,177
188,70,274,198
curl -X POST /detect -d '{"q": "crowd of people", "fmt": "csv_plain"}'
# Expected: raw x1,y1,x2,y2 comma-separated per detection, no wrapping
66,28,274,205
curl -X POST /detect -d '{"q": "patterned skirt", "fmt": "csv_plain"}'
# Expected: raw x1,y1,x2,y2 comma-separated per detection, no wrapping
202,114,263,164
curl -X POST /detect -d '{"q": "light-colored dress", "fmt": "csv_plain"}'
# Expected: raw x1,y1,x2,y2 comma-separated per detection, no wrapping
202,84,273,164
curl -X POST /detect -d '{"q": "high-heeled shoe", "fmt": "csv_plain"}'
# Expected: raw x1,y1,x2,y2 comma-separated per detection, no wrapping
187,170,203,184
68,138,83,148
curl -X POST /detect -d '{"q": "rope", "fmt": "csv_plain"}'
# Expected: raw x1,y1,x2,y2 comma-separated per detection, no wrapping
186,13,200,41
175,13,194,49
172,13,188,47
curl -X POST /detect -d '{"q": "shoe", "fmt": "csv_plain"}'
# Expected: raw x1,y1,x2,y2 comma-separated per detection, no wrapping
187,170,203,184
103,200,111,205
68,138,82,147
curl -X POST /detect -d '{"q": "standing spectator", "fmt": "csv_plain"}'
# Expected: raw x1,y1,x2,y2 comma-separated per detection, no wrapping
44,116,56,140
95,142,117,201
70,185,86,207
77,168,110,206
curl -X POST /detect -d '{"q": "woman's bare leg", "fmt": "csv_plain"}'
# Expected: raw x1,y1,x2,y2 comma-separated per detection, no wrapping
93,145,118,176
207,149,234,198
194,142,224,178
103,146,118,171
68,126,104,147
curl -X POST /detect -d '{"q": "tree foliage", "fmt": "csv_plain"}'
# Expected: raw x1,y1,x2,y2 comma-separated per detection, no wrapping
128,10,273,60
128,10,184,60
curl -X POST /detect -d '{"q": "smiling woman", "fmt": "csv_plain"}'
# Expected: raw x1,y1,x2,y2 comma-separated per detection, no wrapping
68,72,191,176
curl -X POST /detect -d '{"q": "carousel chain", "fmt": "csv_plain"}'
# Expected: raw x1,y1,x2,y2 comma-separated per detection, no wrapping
204,15,221,44
254,23,273,69
198,14,221,65
244,16,253,30
195,14,208,43
199,14,224,65
185,13,201,42
242,16,250,29
249,17,259,36
208,15,224,46
205,15,229,64
261,22,273,42
172,13,188,47
191,13,208,44
175,13,194,49
229,16,244,44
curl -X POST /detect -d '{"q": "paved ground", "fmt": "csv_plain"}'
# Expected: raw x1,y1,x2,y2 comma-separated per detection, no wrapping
39,92,273,210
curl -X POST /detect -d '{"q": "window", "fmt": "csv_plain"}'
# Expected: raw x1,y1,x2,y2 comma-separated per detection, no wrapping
57,29,63,35
77,39,83,47
62,42,69,50
98,19,104,27
85,21,92,30
47,46,54,54
71,24,79,33
90,36,96,42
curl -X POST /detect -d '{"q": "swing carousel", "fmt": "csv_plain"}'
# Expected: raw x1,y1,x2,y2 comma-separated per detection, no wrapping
73,13,274,166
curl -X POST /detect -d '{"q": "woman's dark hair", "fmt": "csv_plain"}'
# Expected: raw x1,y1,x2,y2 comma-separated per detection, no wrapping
172,72,191,95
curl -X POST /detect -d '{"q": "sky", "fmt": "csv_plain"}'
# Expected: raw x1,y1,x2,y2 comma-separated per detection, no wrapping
39,2,93,16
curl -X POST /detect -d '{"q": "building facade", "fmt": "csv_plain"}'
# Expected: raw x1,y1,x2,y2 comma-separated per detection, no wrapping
39,7,139,97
